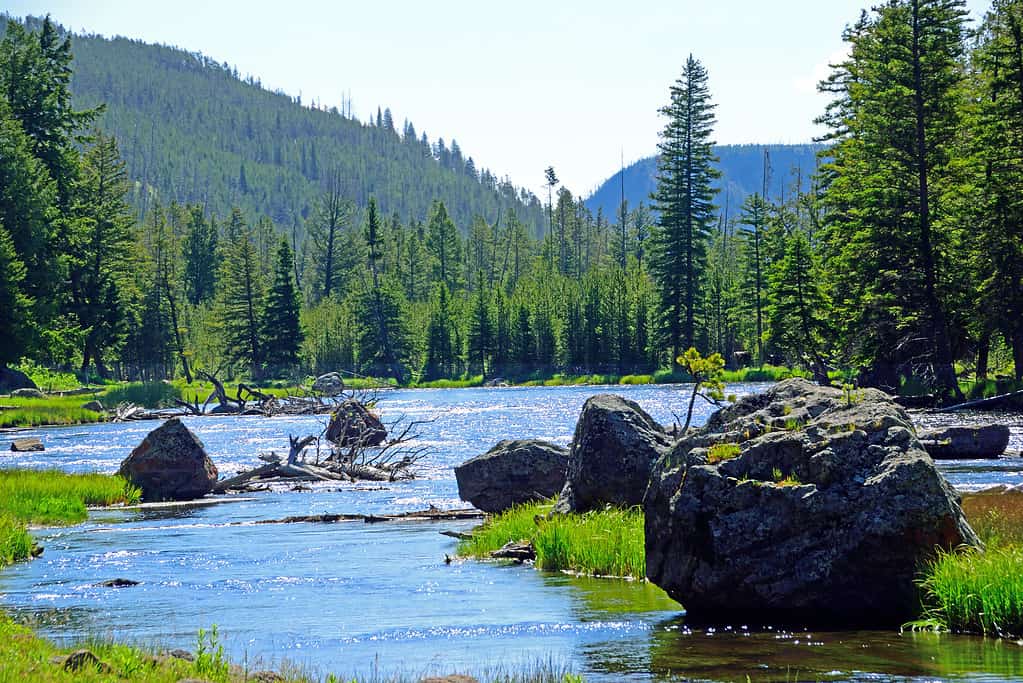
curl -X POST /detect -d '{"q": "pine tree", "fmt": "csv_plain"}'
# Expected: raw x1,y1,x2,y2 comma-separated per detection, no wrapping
737,193,769,363
765,230,830,375
426,200,463,292
359,198,409,382
0,221,33,366
819,0,967,398
0,98,58,342
217,208,264,377
467,276,493,377
182,205,218,305
71,132,137,376
308,169,354,301
971,0,1023,380
261,237,303,373
424,283,456,380
649,55,720,365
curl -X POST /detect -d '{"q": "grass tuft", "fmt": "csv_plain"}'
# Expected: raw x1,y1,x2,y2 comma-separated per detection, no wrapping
0,469,140,566
458,501,645,579
707,443,740,464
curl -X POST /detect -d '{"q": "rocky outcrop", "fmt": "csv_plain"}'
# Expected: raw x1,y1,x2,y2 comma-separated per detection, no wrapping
555,394,673,513
645,378,979,627
325,400,387,447
11,387,44,398
118,418,218,501
81,400,104,412
0,366,36,393
917,424,1010,459
10,437,44,452
312,372,345,396
455,439,568,513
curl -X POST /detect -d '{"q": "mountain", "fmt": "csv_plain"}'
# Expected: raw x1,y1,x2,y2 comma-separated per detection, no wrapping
586,143,823,219
3,15,546,234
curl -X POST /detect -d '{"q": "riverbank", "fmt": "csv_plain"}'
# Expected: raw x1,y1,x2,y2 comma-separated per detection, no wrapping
2,365,805,429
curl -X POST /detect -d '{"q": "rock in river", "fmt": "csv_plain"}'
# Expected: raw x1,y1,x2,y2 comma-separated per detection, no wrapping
455,439,568,513
10,437,44,452
118,418,218,501
644,378,979,627
325,400,387,447
554,394,673,513
917,424,1010,459
312,371,345,396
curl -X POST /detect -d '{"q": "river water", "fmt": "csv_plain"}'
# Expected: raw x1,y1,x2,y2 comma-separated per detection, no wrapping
2,383,1023,682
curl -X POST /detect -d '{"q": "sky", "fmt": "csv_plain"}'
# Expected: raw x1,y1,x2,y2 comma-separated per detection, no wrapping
6,0,992,199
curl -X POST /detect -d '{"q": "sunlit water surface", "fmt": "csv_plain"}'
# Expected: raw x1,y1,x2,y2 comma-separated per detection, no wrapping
2,384,1023,682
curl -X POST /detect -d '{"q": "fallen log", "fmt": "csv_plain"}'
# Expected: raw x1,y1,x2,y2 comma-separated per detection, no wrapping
252,508,483,525
928,389,1023,413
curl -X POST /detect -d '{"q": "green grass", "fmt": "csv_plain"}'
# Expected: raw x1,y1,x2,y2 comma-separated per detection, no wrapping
0,613,584,682
458,501,646,579
0,469,140,566
0,394,104,428
917,546,1023,637
414,375,485,389
103,381,181,408
707,442,740,464
912,493,1023,636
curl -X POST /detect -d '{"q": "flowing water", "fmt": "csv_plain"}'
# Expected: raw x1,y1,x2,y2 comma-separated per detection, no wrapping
2,383,1023,682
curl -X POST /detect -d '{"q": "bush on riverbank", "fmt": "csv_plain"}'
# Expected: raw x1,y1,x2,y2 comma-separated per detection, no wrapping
0,470,140,565
458,501,645,579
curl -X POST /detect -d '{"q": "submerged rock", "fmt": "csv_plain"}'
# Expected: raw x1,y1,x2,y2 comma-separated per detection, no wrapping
325,400,387,447
917,424,1010,459
455,439,568,513
10,437,44,452
118,418,218,501
97,578,140,588
645,378,979,627
554,394,673,513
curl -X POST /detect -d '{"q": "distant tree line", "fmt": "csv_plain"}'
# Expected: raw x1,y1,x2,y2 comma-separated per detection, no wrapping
3,1,1022,394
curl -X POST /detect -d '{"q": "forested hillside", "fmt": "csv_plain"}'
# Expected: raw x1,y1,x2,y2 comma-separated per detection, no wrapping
0,15,546,236
586,144,822,219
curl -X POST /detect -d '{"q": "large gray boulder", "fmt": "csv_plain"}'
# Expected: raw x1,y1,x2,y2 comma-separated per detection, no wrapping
455,439,568,513
645,378,979,627
118,418,218,501
312,372,345,396
11,387,44,398
917,424,1010,459
555,394,673,513
0,366,36,393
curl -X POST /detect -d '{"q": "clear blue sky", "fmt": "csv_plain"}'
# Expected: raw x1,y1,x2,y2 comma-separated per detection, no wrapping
6,0,992,198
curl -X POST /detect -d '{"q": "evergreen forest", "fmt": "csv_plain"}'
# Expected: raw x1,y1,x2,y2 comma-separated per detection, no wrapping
2,0,1022,398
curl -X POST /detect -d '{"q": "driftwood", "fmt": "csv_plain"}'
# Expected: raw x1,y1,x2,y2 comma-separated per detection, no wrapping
251,508,483,525
928,389,1023,413
216,404,434,491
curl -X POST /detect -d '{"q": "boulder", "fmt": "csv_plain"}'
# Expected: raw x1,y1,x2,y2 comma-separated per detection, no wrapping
10,437,44,452
645,377,979,627
917,424,1010,459
554,394,674,513
325,400,387,447
455,439,568,512
11,387,44,398
81,400,104,412
0,366,36,393
118,418,218,501
312,372,345,396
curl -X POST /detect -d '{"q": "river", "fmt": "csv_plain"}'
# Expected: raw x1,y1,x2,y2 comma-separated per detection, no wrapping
2,383,1023,682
